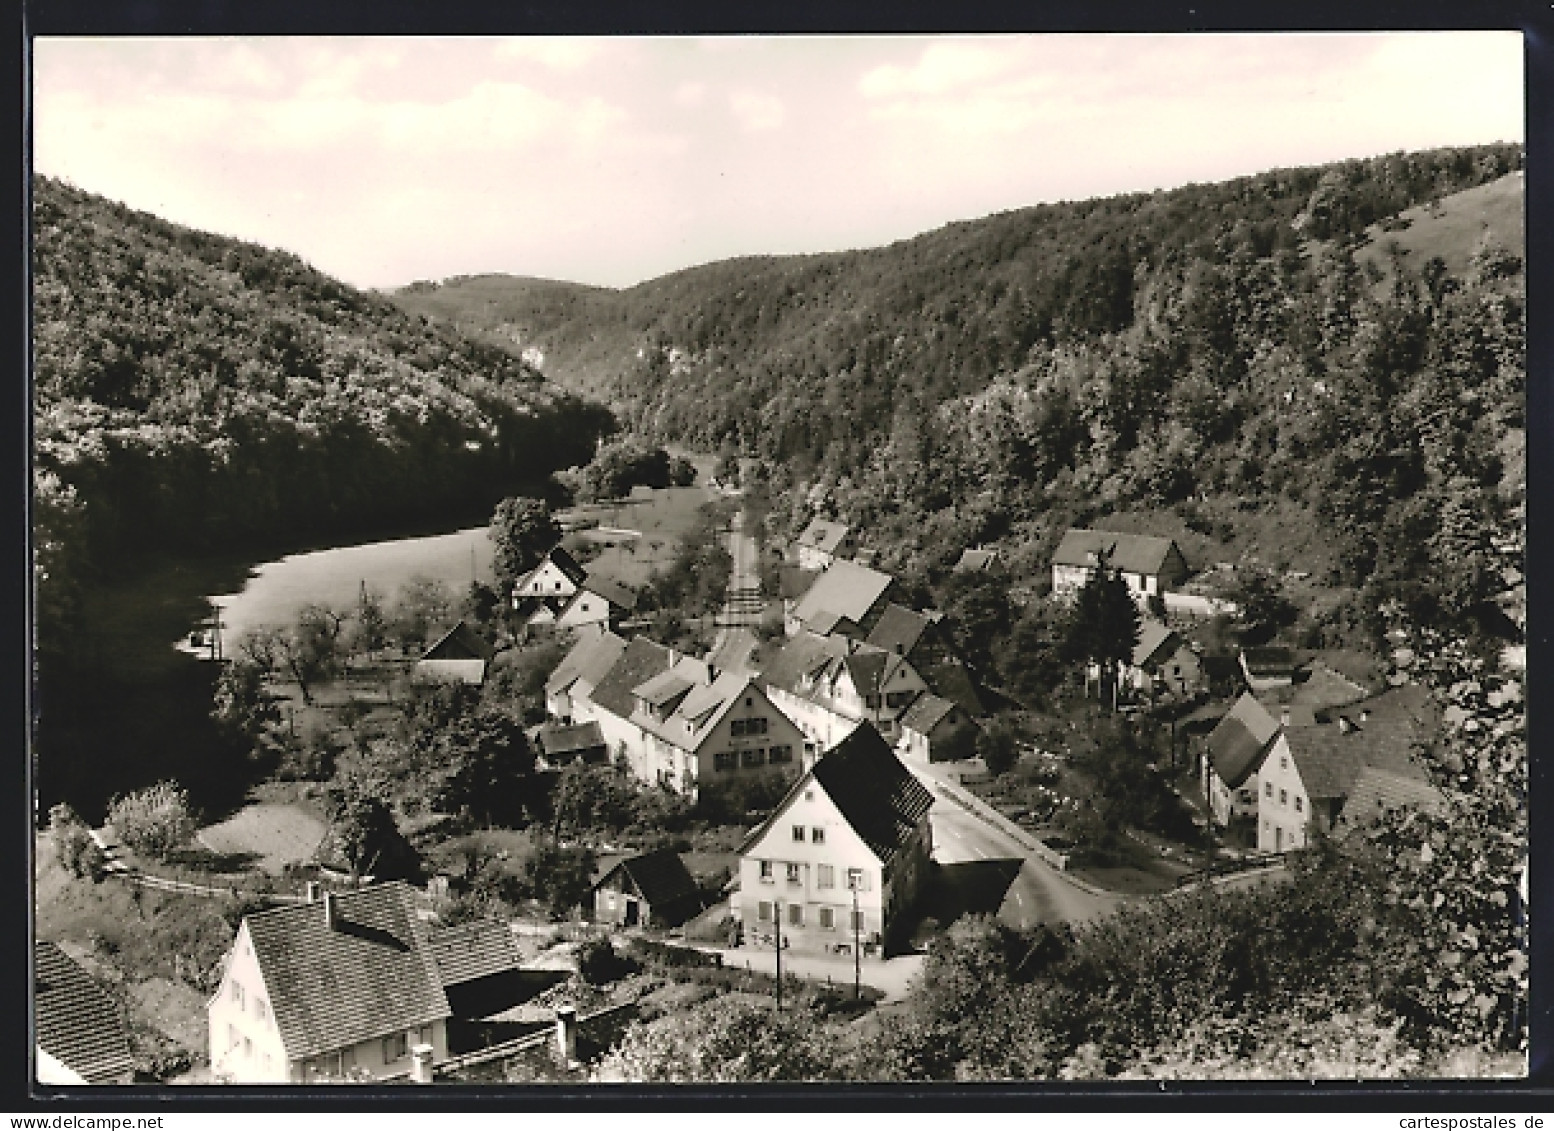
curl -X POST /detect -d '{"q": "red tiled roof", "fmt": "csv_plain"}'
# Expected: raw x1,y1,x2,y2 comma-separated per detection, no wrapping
35,941,134,1084
245,883,450,1060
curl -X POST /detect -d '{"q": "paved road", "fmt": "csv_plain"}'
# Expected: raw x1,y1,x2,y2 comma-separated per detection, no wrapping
714,509,764,635
916,770,1124,931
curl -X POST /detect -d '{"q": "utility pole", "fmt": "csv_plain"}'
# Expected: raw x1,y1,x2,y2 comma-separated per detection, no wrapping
852,885,861,1001
774,899,783,1012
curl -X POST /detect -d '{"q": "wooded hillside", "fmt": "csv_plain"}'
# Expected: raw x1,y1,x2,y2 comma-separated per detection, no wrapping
394,145,1524,643
33,177,615,646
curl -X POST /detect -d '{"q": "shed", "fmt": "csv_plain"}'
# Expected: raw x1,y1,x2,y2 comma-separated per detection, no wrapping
589,850,703,930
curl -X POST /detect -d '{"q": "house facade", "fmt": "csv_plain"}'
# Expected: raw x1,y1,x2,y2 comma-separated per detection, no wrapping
736,725,933,956
544,630,627,722
896,693,977,764
1201,693,1281,828
761,630,929,755
208,884,450,1084
1051,529,1190,604
512,547,588,605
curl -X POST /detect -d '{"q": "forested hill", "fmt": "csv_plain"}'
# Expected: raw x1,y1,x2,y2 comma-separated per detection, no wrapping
32,178,615,637
393,145,1524,640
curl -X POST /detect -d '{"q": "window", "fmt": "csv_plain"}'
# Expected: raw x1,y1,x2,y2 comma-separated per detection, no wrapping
788,903,803,927
759,860,773,882
817,864,835,888
864,694,882,709
255,997,267,1022
757,900,772,921
714,751,736,772
819,907,835,930
383,1032,408,1062
769,745,794,764
846,867,866,891
792,824,806,843
230,982,245,1007
811,827,825,845
731,717,769,737
1265,782,1273,798
746,697,754,708
1280,756,1288,771
786,862,802,884
1295,796,1304,813
1279,789,1288,807
243,1036,252,1058
741,748,767,768
228,1024,240,1052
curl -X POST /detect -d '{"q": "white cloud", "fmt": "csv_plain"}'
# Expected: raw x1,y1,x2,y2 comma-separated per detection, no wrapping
859,41,1017,99
674,81,706,108
730,90,785,131
492,37,605,71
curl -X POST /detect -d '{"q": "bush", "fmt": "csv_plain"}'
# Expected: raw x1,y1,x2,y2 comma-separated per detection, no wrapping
108,781,197,863
49,803,105,881
576,935,637,984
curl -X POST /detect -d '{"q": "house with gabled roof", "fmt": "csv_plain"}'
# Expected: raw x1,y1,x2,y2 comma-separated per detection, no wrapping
736,724,934,956
545,630,627,722
208,883,450,1084
1333,765,1446,835
785,559,897,637
1116,618,1201,698
1051,528,1190,604
896,693,979,764
512,545,589,605
760,630,930,753
795,518,854,571
414,621,493,686
954,548,998,573
1254,687,1438,853
1201,693,1282,828
589,849,704,929
35,941,134,1085
512,546,636,633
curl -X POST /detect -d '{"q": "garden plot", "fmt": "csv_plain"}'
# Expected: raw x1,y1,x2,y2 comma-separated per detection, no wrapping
196,803,326,875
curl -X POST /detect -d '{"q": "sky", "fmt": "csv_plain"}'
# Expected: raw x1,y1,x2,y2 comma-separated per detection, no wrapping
32,33,1524,291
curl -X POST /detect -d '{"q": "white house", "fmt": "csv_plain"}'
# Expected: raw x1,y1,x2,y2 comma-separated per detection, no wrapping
512,547,636,633
413,621,492,686
208,884,450,1084
1201,693,1281,829
1051,528,1190,604
544,630,627,722
761,630,930,754
512,546,590,605
794,518,854,571
736,724,934,956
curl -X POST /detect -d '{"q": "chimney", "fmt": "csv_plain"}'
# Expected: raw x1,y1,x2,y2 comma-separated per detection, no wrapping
323,890,339,931
1280,707,1290,728
1360,709,1370,723
555,1005,578,1065
409,1043,434,1084
304,880,321,904
1338,716,1353,735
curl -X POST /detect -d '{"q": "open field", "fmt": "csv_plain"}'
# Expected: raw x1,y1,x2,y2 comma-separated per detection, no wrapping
196,803,327,875
1355,170,1524,288
565,484,719,588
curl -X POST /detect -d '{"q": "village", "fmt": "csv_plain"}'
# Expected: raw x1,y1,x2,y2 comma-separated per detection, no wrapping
36,469,1528,1086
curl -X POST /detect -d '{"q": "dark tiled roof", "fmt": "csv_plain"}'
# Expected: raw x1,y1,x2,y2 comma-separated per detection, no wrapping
865,604,936,658
427,920,522,987
843,649,891,698
809,725,935,863
759,631,849,696
422,621,493,662
537,721,606,758
899,693,956,735
245,883,450,1060
34,941,133,1084
1285,686,1437,801
921,660,988,718
542,546,590,587
792,560,894,628
797,519,850,555
544,630,627,700
581,573,637,612
597,850,701,911
780,567,820,600
1205,693,1280,788
1337,766,1444,830
1053,529,1183,576
587,637,674,720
